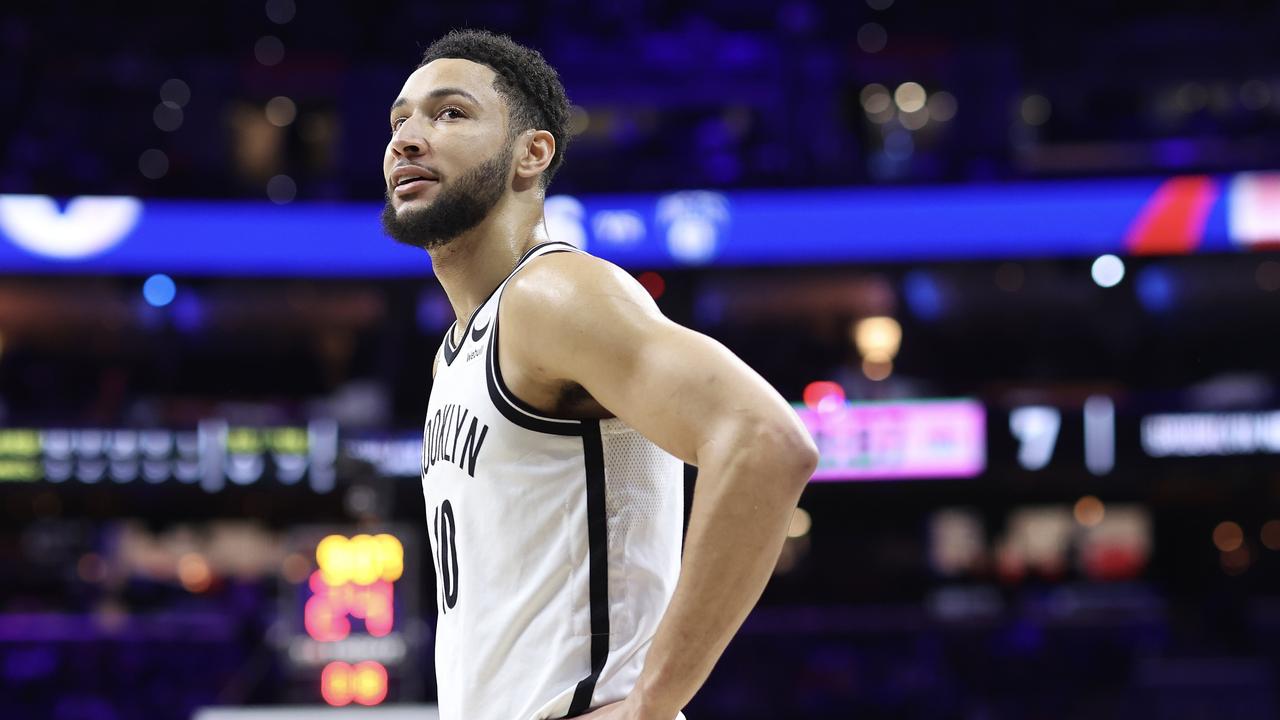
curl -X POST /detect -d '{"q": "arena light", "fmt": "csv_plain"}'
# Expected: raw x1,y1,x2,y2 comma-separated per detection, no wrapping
1073,496,1105,527
636,271,666,299
853,316,902,363
1213,521,1243,552
787,507,812,538
894,82,927,113
143,274,177,307
802,381,845,411
1091,254,1126,287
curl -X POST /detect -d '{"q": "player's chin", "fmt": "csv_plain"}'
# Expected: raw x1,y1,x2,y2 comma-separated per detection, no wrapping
392,194,434,212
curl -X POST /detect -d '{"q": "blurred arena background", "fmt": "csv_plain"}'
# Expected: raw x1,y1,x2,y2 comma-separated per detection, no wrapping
3,1,1280,718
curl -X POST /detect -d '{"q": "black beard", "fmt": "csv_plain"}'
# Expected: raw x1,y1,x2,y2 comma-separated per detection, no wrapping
380,145,511,250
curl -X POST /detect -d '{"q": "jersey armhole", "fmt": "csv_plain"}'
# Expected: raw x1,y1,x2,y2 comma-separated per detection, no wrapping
484,248,588,437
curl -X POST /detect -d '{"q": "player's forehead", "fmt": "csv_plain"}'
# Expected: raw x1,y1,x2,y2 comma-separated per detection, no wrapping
397,58,502,109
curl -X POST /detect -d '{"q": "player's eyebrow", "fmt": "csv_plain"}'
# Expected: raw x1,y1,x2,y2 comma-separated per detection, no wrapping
390,88,482,115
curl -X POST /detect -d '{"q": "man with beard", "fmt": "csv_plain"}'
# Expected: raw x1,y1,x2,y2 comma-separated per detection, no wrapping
383,30,818,720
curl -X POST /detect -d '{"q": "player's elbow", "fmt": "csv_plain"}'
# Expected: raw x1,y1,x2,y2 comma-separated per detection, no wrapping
746,418,819,493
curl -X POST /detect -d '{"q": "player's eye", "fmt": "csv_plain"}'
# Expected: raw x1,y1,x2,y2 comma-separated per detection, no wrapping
390,116,407,134
435,107,465,121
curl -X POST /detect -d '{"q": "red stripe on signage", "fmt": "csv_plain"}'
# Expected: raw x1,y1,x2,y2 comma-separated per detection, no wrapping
1123,175,1220,255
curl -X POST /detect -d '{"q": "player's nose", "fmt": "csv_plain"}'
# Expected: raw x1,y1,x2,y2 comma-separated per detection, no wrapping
390,118,429,158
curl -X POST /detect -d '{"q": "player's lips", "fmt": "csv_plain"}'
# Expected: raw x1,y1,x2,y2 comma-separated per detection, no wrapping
390,165,440,198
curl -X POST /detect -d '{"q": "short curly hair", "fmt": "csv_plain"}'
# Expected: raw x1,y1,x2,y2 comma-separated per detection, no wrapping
419,30,571,188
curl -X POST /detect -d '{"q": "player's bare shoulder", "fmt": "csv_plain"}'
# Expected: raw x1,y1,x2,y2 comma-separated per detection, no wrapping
499,249,665,383
502,249,659,328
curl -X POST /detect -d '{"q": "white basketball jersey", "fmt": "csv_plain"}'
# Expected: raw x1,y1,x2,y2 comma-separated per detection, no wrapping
422,241,686,720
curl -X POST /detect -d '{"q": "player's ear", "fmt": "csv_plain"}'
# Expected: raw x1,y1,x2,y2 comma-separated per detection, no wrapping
514,129,555,183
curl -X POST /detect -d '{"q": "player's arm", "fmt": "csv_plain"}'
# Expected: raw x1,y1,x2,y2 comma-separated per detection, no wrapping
502,253,819,719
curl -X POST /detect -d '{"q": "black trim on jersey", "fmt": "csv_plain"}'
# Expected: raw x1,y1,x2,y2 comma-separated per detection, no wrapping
485,312,584,436
567,420,610,717
440,241,580,367
482,244,591,436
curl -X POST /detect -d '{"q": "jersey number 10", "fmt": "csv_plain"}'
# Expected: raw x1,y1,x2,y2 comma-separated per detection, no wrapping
432,499,460,612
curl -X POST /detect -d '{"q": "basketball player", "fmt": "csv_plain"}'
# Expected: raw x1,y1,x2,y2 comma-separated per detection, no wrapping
381,30,818,720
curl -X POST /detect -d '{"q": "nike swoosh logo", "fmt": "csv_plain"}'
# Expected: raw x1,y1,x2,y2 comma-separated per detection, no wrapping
471,318,491,343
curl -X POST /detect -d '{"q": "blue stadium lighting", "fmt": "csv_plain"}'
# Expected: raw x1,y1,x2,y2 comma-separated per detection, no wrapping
903,271,944,321
143,273,177,307
1135,266,1177,314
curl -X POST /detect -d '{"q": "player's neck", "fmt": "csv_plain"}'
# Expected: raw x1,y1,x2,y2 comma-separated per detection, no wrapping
429,199,545,332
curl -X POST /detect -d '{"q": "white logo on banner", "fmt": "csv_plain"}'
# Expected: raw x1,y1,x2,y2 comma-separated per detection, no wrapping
544,195,588,250
592,209,646,246
656,191,730,265
0,194,143,260
1228,173,1280,249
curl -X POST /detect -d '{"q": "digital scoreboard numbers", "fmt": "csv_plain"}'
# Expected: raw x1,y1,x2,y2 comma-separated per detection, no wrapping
281,527,421,706
1004,398,1119,476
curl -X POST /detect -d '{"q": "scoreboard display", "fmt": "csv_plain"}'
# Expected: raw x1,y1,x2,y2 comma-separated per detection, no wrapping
280,526,422,706
0,400,1276,490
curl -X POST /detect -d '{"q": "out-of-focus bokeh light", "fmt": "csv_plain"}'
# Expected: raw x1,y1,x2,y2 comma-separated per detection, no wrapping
1136,266,1176,313
1074,496,1105,527
900,109,929,130
903,271,944,321
928,91,958,122
1221,545,1251,575
265,96,297,127
857,23,887,53
153,101,183,132
178,553,212,593
1021,94,1052,126
1213,521,1244,552
138,149,169,179
894,82,927,113
267,174,297,204
853,316,902,363
266,0,296,24
860,84,892,115
143,274,177,307
1091,254,1126,288
255,35,285,66
862,358,893,381
788,507,812,538
636,271,666,299
159,78,191,107
1261,520,1280,551
802,380,845,410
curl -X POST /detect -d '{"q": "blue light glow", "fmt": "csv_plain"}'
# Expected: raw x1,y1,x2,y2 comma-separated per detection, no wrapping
1136,266,1177,313
143,274,176,307
903,271,944,321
